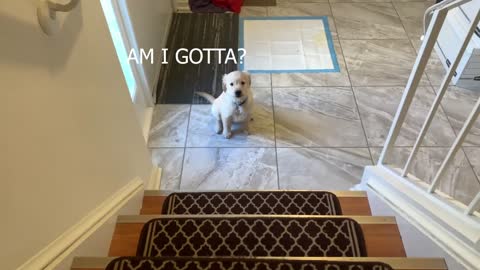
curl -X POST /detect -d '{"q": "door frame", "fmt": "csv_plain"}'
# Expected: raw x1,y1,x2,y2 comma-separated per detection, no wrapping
108,0,154,107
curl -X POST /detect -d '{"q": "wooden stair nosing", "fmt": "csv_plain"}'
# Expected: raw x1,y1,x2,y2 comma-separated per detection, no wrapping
108,215,406,258
71,256,448,270
141,191,373,216
143,190,368,197
117,214,391,224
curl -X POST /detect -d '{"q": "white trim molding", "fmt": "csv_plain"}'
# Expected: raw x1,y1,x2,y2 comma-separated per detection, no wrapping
147,166,163,191
17,178,144,270
362,165,480,270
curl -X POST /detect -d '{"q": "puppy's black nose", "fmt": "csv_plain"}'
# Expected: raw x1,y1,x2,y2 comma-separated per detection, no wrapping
235,90,242,97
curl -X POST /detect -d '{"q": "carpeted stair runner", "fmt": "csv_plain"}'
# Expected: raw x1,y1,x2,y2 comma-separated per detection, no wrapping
106,257,392,270
137,216,367,257
162,191,343,215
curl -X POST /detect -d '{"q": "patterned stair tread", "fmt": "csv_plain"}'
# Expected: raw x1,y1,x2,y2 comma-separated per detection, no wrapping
106,257,392,270
137,216,366,257
162,191,343,215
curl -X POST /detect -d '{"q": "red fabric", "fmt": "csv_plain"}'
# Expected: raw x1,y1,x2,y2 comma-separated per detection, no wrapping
212,0,243,13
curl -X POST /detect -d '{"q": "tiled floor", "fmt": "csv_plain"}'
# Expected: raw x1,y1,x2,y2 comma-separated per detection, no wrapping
148,0,480,206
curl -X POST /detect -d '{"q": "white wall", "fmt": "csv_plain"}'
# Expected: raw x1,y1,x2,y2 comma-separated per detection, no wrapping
1,1,153,269
124,0,173,96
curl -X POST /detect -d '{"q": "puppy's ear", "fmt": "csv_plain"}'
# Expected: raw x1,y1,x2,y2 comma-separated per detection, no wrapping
244,71,251,86
222,74,228,92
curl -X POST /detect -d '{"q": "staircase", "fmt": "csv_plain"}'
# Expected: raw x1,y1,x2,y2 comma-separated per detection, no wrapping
71,190,447,270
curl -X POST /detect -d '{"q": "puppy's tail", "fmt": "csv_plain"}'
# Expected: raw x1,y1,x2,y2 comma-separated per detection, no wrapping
194,91,216,104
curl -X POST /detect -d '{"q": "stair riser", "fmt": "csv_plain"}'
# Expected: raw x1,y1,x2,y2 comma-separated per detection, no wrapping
108,222,405,257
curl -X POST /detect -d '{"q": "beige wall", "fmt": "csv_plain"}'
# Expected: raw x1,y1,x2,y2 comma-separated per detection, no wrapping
124,0,172,95
1,1,153,269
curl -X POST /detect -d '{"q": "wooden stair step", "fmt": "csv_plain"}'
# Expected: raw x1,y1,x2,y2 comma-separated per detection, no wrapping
71,256,447,270
109,215,405,258
141,190,372,216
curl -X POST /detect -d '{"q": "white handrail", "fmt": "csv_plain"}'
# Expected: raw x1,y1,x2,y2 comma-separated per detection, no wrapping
403,9,480,177
379,0,480,216
37,0,80,35
378,9,449,165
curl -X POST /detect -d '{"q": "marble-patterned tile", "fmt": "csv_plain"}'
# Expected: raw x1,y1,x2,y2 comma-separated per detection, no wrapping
393,0,435,39
278,148,373,190
330,0,391,2
278,0,329,4
272,40,351,87
342,39,430,86
251,74,271,87
331,3,407,39
370,147,480,205
273,87,367,147
186,88,275,147
461,147,480,187
440,86,480,146
268,3,332,16
267,3,338,40
409,38,448,86
148,105,190,147
151,148,184,190
180,148,278,190
240,7,268,17
353,86,456,147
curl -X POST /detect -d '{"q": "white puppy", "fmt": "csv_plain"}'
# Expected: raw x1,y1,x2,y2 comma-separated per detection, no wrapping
195,71,253,139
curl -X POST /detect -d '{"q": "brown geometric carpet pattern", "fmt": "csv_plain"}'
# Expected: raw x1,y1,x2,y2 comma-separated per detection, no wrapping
162,191,342,215
106,257,392,270
137,216,367,257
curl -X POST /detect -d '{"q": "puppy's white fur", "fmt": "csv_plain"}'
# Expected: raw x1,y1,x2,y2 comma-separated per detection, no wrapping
196,71,253,139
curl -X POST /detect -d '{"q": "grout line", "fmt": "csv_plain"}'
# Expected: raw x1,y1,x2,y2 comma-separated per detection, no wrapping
270,74,281,190
332,13,376,165
149,145,466,150
178,104,193,189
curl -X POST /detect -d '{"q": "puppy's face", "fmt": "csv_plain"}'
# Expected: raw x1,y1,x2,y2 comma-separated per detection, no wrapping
222,71,251,99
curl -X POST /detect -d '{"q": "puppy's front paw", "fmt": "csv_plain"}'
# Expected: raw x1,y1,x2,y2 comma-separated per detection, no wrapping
223,131,233,139
215,125,223,134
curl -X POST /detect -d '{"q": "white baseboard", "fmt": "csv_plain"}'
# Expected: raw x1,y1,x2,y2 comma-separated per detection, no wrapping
362,165,480,270
147,166,162,191
17,178,144,270
142,107,154,142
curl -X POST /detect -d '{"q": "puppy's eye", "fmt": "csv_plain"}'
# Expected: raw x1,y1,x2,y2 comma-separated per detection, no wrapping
241,81,245,85
230,83,234,86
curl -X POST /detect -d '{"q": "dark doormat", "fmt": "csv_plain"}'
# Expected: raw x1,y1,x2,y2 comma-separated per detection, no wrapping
244,0,276,6
156,13,239,104
137,216,367,257
106,257,393,270
162,191,343,215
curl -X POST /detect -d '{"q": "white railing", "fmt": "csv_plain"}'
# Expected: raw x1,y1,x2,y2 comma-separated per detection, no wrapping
362,1,480,268
379,0,480,216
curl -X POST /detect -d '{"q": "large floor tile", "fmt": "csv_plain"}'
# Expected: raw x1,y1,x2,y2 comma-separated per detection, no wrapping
267,3,338,40
251,74,272,87
240,7,268,17
393,0,435,39
272,40,351,87
186,88,275,147
180,148,278,190
148,105,190,147
440,86,480,146
370,147,480,205
330,0,391,2
278,147,372,190
462,147,480,187
151,148,184,190
342,39,429,86
354,86,456,147
331,3,407,39
409,38,448,86
273,87,367,147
